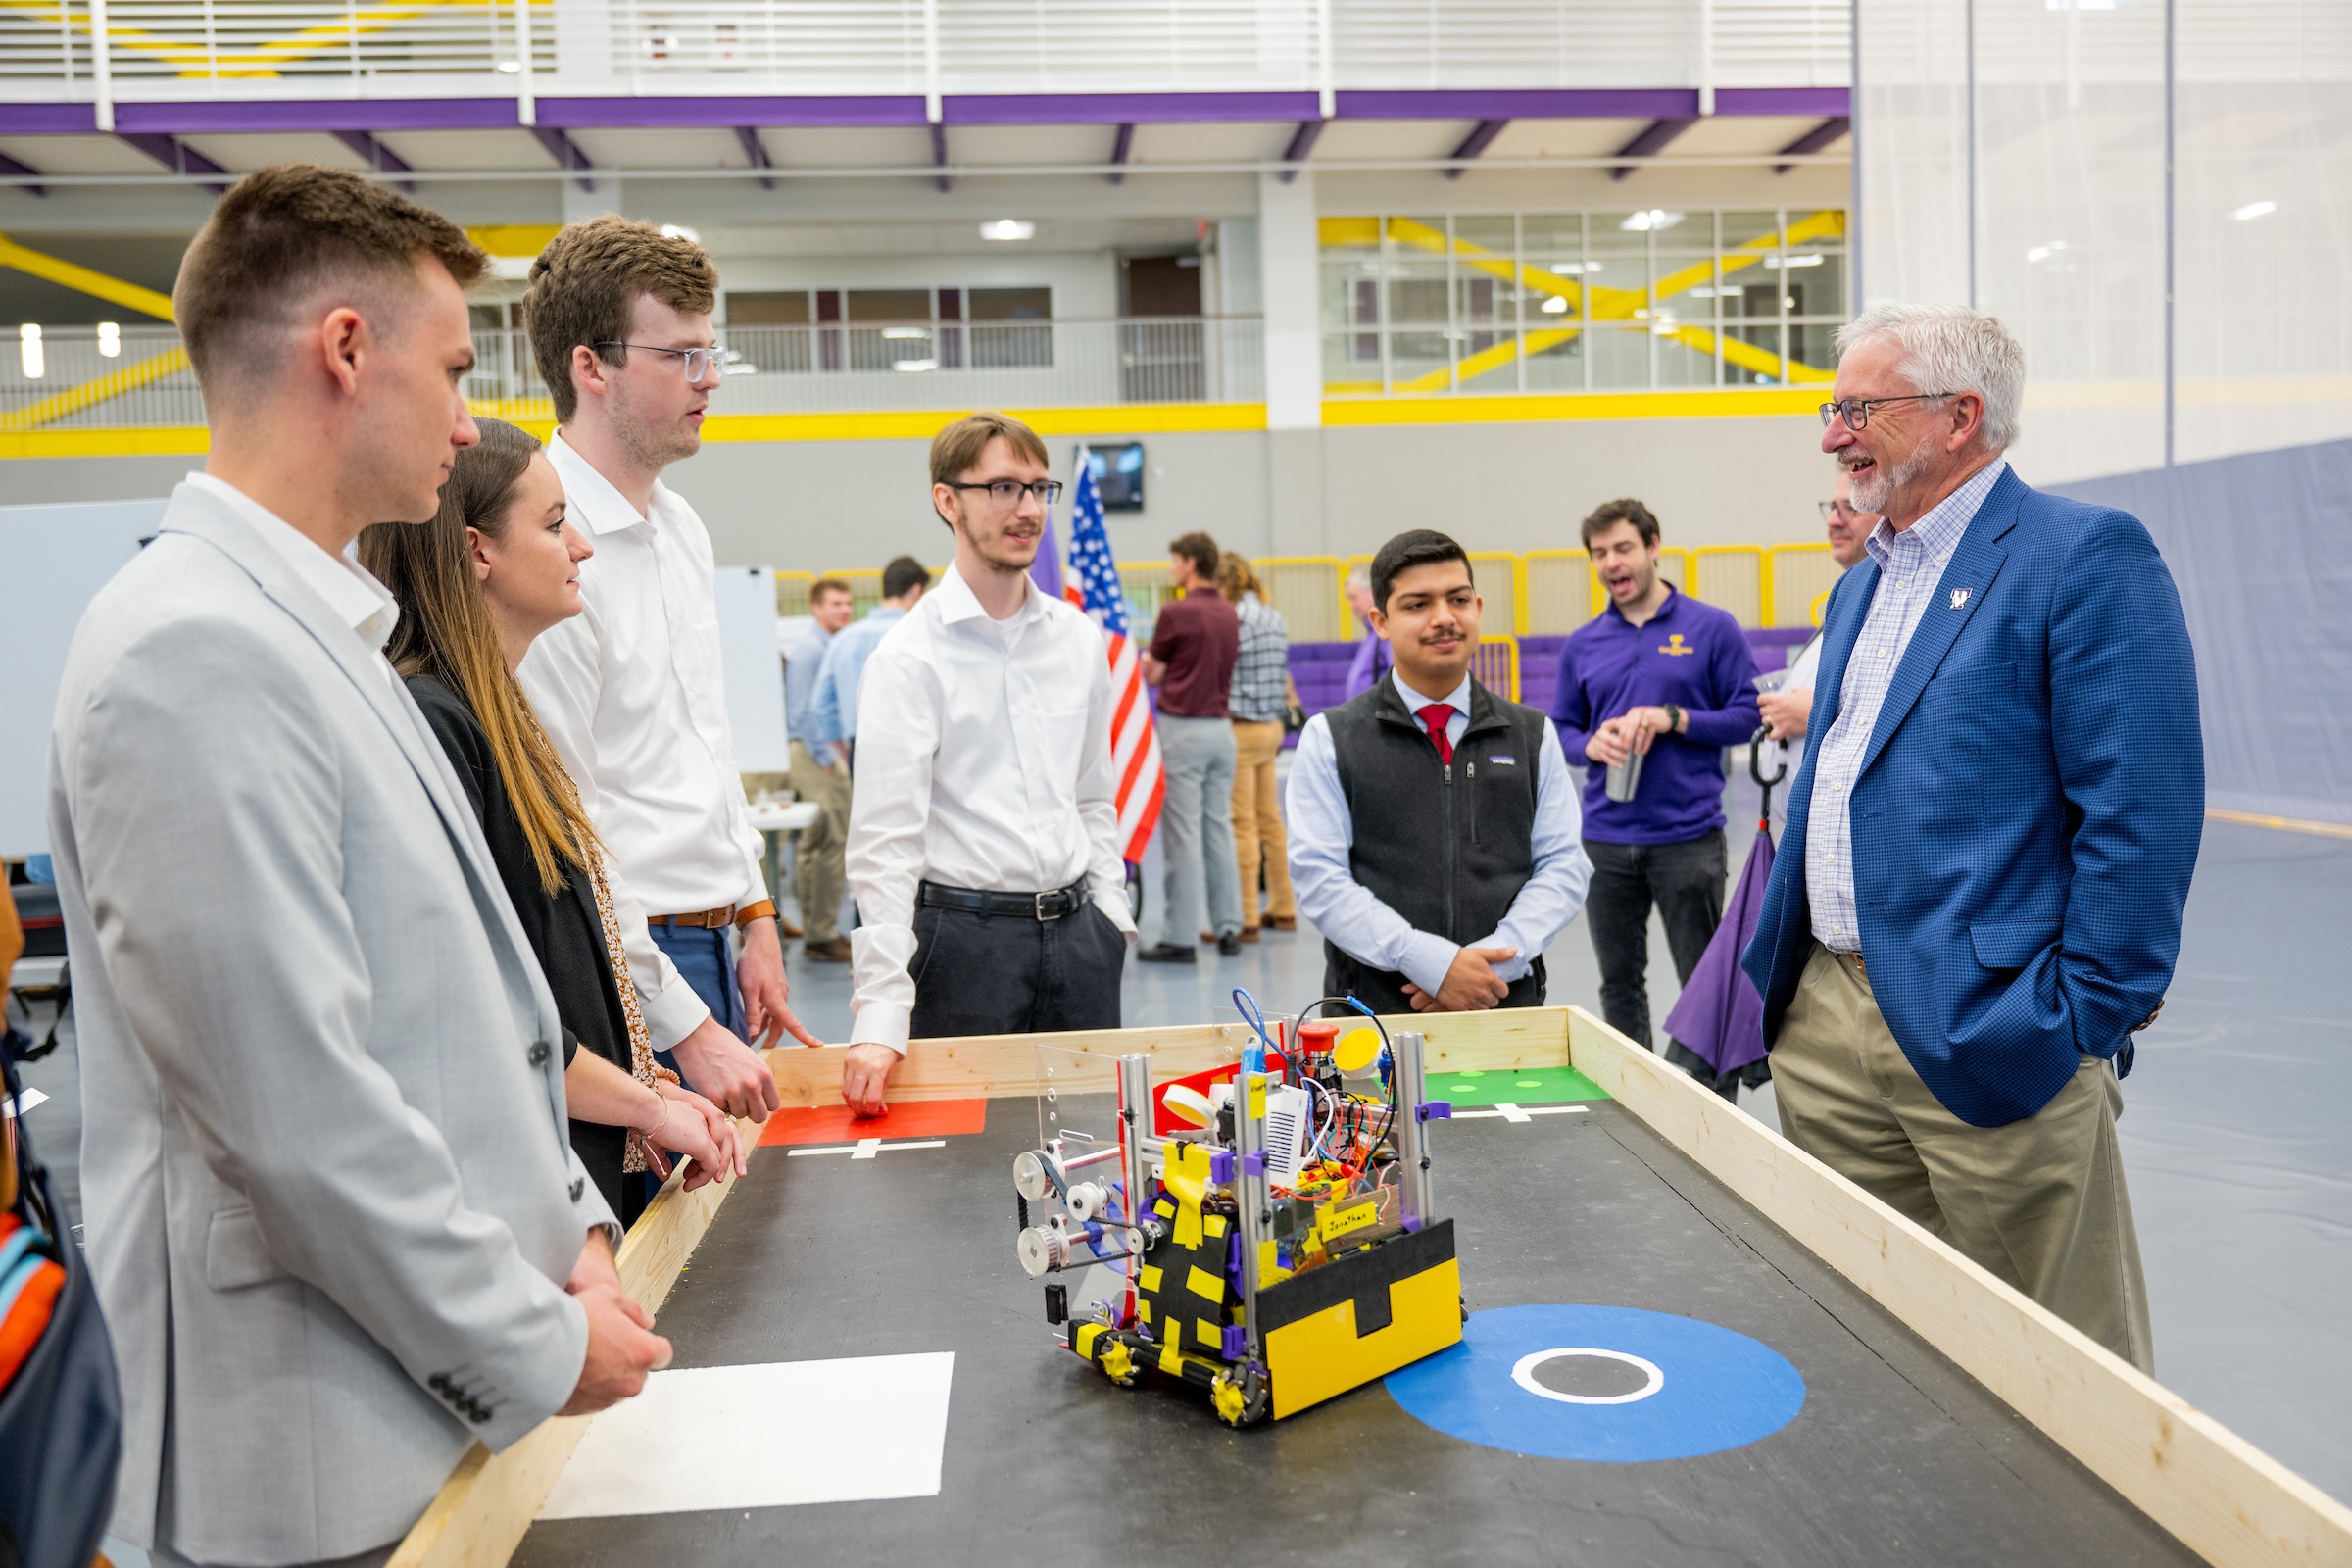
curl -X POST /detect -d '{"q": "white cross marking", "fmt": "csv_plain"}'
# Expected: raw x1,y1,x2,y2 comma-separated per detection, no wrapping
785,1139,949,1159
1449,1103,1591,1123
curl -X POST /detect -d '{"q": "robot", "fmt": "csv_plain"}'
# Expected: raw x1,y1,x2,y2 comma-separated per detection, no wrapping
1011,996,1462,1426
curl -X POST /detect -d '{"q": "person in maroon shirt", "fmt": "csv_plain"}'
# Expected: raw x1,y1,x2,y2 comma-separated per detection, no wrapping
1139,530,1243,960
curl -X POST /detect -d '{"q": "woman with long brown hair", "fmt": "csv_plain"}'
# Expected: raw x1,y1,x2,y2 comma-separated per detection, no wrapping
362,418,743,1224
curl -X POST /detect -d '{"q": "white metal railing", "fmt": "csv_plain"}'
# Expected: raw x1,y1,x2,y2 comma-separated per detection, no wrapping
0,316,1265,429
0,0,1850,107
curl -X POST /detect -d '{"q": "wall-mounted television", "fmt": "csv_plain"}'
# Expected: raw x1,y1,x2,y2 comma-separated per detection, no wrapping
1087,443,1145,512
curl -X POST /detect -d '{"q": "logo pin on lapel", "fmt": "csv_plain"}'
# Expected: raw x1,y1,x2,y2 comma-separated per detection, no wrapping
1949,588,1971,610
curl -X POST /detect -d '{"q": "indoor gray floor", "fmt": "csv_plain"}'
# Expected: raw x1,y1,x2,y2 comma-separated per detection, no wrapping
15,790,2348,1541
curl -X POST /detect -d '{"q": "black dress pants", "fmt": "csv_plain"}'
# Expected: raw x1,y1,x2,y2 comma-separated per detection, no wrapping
1582,829,1728,1062
907,900,1127,1039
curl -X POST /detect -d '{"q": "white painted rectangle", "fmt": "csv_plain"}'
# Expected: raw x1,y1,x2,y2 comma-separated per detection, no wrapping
537,1351,954,1520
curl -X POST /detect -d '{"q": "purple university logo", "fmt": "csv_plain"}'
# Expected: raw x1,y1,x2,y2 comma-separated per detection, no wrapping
1949,588,1971,610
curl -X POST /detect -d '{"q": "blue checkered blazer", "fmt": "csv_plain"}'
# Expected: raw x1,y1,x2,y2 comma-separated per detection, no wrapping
1740,466,2204,1128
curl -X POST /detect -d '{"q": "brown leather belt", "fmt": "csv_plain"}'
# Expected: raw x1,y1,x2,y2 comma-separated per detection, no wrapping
649,904,738,929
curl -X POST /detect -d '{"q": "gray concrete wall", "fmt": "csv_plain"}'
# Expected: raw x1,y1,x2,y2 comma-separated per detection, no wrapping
0,413,1837,574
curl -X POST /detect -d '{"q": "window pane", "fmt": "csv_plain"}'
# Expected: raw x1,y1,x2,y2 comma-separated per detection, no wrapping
1726,321,1787,385
1589,323,1652,388
1324,333,1383,393
847,288,930,323
727,290,811,325
1385,259,1450,326
1778,248,1847,318
1654,324,1719,387
1722,210,1785,249
969,286,1052,320
1387,330,1453,392
1521,327,1586,391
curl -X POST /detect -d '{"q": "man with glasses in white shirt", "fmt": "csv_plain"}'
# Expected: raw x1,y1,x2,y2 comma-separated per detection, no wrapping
840,413,1138,1115
520,218,821,1140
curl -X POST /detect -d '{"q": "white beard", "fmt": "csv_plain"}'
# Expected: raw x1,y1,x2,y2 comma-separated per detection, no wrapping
1848,427,1934,515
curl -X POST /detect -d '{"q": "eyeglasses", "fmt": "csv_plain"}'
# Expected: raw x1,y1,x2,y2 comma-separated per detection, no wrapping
1817,500,1864,520
1818,392,1957,430
944,478,1064,507
595,342,724,382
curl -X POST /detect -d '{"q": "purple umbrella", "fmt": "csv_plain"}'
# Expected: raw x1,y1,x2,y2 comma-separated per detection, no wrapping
1661,740,1782,1077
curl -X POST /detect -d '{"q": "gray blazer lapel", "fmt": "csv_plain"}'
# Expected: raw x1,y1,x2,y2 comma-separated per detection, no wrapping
1856,471,2023,781
160,489,563,1043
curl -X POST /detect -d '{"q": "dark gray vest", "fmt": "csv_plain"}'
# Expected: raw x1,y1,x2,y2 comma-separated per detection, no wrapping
1320,676,1550,1013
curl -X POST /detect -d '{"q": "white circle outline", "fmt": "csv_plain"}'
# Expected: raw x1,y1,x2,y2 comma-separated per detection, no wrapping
1510,1347,1667,1406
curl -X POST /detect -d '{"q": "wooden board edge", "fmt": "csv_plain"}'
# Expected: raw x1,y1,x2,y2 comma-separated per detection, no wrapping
385,1115,759,1568
1565,1006,2352,1568
764,1007,1572,1108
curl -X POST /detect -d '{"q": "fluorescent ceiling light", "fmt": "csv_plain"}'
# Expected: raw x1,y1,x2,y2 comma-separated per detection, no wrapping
496,59,520,73
893,358,938,373
1764,254,1825,269
1540,294,1569,314
980,220,1036,242
2231,200,2278,221
881,327,931,340
659,223,701,244
97,320,120,357
1619,210,1684,233
19,321,42,380
2027,240,2069,263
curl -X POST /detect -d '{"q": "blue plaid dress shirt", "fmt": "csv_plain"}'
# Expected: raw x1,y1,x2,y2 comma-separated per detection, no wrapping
1228,592,1290,723
1805,457,2009,952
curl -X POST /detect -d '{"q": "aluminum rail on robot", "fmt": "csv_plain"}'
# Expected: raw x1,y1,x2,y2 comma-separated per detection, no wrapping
390,1007,2352,1568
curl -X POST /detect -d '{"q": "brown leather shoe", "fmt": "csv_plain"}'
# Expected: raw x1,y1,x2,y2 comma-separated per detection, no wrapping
781,917,806,939
1241,926,1261,944
802,935,852,962
1264,915,1297,931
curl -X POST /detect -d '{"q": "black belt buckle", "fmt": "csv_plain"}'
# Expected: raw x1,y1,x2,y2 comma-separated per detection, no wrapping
1034,891,1055,921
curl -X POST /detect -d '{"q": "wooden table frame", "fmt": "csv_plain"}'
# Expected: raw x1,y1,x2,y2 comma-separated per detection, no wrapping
389,1007,2352,1568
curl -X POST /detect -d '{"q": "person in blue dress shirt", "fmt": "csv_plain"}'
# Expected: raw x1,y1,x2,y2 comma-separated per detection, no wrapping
808,555,928,771
1549,499,1761,1093
785,577,856,960
1289,530,1592,1014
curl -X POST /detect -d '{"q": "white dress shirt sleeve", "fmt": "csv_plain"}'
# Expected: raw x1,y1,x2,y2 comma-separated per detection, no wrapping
1079,636,1140,937
517,597,711,1050
844,642,940,1054
1284,714,1459,996
1474,718,1593,980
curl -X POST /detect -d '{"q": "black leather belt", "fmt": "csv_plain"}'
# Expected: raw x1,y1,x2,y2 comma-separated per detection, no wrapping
919,879,1090,921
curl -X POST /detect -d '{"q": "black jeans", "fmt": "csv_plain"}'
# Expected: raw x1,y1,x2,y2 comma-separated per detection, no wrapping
907,900,1127,1038
1582,830,1728,1058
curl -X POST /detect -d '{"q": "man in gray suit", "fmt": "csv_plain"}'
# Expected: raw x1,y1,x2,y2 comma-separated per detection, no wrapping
47,165,671,1568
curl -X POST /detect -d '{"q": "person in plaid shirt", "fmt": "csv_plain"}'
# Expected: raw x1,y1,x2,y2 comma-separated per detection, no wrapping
1218,553,1298,941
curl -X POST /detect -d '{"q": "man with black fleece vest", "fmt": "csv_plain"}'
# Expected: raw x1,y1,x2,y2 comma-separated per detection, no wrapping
1287,530,1593,1014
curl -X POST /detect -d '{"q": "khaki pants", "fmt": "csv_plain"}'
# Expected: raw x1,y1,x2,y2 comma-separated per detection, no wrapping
1230,718,1296,927
1772,942,2153,1371
786,740,851,944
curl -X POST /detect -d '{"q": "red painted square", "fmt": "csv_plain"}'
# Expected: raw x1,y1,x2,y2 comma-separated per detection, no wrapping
757,1097,990,1148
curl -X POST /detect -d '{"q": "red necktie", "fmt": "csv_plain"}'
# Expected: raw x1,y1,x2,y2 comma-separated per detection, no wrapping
1417,703,1455,766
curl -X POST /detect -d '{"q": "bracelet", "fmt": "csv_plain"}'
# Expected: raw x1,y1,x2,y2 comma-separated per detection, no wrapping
734,898,777,930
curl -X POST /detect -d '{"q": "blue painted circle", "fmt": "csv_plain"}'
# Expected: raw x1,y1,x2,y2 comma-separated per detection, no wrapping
1384,1304,1805,1462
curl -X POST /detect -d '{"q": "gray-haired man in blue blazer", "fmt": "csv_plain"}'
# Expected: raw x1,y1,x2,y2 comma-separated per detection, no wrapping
1743,304,2201,1372
49,166,672,1568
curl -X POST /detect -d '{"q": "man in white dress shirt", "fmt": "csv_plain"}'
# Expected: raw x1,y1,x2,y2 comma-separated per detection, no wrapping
1756,468,1876,776
1288,530,1592,1014
519,219,819,1132
840,413,1138,1114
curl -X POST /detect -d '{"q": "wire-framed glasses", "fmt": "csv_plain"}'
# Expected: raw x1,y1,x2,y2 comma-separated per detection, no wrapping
1817,392,1956,430
596,341,724,382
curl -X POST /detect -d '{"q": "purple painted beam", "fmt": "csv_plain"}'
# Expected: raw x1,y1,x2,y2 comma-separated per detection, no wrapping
1773,114,1849,173
528,124,597,193
1608,116,1695,180
1278,118,1323,184
734,125,774,190
1444,118,1508,180
539,94,922,129
943,90,1317,125
331,128,416,193
0,85,1847,140
0,148,46,197
929,122,949,193
117,131,228,193
1106,122,1134,185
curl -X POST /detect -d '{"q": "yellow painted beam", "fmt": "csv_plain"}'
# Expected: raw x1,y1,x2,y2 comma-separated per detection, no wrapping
0,345,189,432
1322,388,1824,425
0,425,209,459
0,234,175,321
2206,808,2352,843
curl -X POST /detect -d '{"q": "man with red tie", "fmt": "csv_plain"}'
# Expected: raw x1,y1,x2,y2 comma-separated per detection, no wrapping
1287,530,1592,1014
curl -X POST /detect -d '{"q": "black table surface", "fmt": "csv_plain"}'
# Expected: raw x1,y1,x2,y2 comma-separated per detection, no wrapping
514,1092,2199,1568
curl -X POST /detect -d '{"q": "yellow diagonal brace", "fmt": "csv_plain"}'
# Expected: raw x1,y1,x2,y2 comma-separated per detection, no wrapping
0,234,176,321
0,344,189,431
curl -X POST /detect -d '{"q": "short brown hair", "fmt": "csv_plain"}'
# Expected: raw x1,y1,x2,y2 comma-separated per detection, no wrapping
929,412,1049,493
1169,531,1220,581
1581,497,1661,550
174,163,484,395
523,216,718,422
809,576,853,604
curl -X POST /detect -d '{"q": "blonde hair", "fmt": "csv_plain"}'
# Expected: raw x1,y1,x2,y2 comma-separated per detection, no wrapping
360,419,601,892
1217,550,1261,602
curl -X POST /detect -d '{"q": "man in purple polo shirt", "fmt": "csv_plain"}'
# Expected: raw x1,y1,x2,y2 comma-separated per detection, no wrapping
1549,498,1760,1091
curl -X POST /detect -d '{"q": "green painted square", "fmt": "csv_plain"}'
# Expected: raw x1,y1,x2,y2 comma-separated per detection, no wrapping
1432,1064,1610,1107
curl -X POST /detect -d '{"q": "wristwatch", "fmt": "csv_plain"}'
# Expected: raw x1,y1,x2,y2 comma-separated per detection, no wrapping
1663,703,1684,735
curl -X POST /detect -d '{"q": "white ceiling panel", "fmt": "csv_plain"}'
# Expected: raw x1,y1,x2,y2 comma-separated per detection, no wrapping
1130,121,1297,166
764,126,936,170
1485,118,1652,161
944,124,1115,169
0,136,179,176
1314,120,1478,161
568,126,748,171
376,128,567,172
177,131,375,172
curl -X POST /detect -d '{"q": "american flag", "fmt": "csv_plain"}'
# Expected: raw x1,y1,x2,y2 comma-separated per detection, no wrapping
1065,445,1164,863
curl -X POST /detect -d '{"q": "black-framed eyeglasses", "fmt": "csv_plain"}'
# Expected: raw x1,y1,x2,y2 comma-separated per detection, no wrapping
1818,392,1957,430
944,478,1064,507
595,341,724,382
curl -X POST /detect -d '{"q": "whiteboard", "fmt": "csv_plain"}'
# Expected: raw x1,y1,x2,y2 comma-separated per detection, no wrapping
713,565,790,774
0,497,173,856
